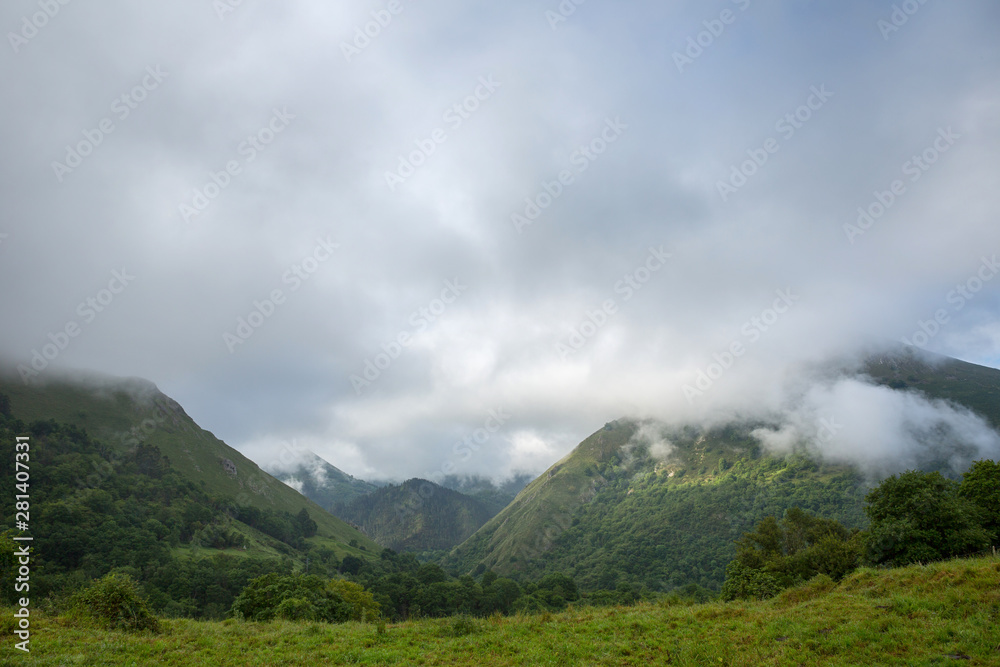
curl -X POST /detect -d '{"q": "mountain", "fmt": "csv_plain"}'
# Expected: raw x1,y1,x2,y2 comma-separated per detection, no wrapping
269,450,377,512
445,350,1000,592
0,369,380,556
438,473,534,515
333,478,500,551
862,349,1000,429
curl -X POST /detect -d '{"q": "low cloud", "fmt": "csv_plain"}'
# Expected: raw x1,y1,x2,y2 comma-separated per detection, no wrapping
627,422,674,461
751,376,1000,478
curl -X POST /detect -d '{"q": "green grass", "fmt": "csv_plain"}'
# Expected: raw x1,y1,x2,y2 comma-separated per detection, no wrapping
4,555,998,666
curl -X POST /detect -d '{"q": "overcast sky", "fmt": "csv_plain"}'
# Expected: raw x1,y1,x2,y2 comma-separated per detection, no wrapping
2,0,999,482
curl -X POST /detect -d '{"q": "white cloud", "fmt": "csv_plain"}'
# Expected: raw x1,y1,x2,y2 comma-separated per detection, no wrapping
1,0,999,481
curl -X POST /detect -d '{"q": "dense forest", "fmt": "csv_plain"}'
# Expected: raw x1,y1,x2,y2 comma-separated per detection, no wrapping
0,406,310,618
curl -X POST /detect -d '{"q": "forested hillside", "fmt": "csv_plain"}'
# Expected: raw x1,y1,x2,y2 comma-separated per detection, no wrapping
447,351,1000,592
446,421,868,592
0,371,376,551
334,478,499,551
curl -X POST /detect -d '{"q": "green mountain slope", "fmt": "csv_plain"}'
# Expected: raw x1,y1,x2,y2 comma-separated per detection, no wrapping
333,478,499,551
446,420,869,591
270,450,377,512
863,348,1000,429
0,369,379,555
447,351,1000,592
438,474,533,515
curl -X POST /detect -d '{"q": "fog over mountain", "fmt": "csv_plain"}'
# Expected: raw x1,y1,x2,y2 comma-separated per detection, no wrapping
1,1,999,482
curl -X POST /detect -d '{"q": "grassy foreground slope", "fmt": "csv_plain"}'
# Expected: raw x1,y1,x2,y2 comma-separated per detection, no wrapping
4,555,998,666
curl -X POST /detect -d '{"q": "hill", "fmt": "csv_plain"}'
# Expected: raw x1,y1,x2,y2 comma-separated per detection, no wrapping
437,473,534,515
863,348,1000,429
0,369,381,619
6,555,999,665
446,420,870,591
446,350,1000,591
0,369,378,555
269,450,377,512
333,478,500,551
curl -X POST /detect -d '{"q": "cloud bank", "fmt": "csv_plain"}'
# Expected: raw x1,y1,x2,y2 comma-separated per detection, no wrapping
1,1,999,481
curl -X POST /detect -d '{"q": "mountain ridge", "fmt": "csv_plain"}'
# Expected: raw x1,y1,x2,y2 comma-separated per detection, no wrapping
445,350,1000,591
0,367,379,557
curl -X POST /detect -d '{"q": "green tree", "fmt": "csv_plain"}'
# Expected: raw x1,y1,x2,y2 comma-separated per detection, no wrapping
339,555,363,575
959,459,1000,544
327,579,381,621
729,507,861,588
231,574,360,623
720,561,781,601
295,508,318,539
864,470,991,567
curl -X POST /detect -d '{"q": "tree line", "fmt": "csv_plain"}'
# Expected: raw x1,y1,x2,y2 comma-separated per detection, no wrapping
721,460,1000,600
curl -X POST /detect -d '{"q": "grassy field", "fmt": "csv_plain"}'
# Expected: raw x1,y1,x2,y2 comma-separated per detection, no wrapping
0,557,1000,667
3,555,998,666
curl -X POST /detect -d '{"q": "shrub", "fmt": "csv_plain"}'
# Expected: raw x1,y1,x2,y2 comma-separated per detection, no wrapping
448,615,479,637
72,573,160,632
729,508,862,590
959,459,1000,543
232,574,376,623
327,579,381,622
720,561,781,601
864,470,991,567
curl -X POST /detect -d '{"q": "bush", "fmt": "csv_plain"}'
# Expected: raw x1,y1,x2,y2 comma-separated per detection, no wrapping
327,579,381,622
720,560,781,601
232,574,377,623
72,573,160,632
448,615,479,637
728,508,862,590
959,459,1000,544
864,470,991,567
